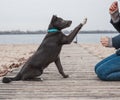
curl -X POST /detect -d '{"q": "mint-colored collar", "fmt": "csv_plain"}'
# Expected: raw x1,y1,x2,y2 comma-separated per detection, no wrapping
48,28,59,33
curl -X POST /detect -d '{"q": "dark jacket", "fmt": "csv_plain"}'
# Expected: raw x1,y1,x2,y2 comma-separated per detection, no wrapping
111,19,120,49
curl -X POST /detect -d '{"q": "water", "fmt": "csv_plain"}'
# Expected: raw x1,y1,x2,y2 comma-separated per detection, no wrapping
0,34,45,44
76,33,119,43
0,33,119,44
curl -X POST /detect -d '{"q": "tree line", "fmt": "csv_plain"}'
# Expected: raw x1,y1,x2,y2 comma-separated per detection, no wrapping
0,30,118,35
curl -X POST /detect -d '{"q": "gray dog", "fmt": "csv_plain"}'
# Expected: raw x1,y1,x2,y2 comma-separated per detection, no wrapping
2,15,87,83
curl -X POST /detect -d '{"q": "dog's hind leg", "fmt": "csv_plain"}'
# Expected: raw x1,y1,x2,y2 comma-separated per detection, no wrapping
21,68,43,81
55,57,69,78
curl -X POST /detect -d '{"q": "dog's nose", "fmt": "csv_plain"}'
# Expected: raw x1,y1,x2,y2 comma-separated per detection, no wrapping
67,21,72,26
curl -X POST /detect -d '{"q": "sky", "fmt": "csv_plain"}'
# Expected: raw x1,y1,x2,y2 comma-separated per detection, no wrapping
0,0,118,31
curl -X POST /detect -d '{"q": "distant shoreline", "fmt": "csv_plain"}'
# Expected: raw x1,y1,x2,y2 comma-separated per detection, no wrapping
0,30,118,35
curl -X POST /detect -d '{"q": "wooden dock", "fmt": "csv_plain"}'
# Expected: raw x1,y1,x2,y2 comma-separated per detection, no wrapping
0,44,120,100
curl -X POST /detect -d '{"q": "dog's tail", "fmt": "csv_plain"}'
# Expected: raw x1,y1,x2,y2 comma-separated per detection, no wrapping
2,77,15,83
2,74,21,83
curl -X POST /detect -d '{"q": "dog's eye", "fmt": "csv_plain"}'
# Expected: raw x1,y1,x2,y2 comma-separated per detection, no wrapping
56,20,62,23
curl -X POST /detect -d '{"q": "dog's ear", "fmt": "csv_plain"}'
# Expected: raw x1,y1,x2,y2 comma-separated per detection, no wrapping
51,15,57,22
48,15,58,29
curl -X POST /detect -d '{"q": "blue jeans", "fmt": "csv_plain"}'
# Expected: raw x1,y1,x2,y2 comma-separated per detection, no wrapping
95,53,120,81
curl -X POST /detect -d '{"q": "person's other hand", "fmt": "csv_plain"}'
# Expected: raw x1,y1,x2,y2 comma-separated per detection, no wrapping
100,36,109,47
109,1,119,14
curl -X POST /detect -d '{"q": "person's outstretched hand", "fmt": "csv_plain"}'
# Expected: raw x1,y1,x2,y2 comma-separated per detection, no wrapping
109,1,119,14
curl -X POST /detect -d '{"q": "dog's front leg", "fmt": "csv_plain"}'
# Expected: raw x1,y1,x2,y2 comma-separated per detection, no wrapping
62,18,87,44
54,57,69,78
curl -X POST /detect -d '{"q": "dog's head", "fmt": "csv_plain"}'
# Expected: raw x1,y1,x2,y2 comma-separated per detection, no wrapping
48,15,72,30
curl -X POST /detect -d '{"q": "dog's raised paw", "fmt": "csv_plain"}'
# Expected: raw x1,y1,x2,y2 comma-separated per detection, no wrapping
82,18,87,25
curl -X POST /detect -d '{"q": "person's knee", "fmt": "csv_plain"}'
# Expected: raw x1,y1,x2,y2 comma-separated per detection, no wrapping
95,68,108,81
94,61,105,73
97,74,108,81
